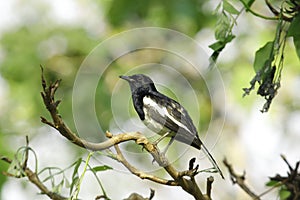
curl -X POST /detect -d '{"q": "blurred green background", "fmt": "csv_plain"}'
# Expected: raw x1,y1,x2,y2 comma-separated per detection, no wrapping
0,0,299,199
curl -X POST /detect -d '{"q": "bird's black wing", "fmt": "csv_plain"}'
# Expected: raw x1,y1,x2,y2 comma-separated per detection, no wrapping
145,92,200,147
154,92,198,134
146,92,224,179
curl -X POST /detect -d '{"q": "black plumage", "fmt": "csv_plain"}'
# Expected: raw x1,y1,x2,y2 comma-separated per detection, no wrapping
120,74,224,179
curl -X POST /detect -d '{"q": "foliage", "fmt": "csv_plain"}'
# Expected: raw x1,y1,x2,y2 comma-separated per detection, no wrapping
1,0,300,199
0,25,98,134
209,0,238,64
288,12,300,59
0,17,99,199
105,0,210,35
210,0,300,112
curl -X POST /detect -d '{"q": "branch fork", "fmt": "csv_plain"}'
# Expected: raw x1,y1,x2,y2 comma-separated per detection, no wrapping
39,67,213,200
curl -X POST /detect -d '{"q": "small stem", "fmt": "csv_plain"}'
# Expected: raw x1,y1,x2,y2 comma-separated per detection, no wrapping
206,176,214,198
72,152,94,200
86,163,109,199
239,0,278,20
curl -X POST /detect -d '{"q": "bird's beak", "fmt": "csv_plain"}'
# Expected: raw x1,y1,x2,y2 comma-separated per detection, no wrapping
119,75,131,82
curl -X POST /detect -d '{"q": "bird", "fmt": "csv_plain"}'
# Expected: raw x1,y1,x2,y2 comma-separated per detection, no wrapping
120,74,224,179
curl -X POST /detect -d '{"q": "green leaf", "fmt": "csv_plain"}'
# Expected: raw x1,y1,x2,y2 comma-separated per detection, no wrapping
288,13,300,37
266,180,279,187
241,0,255,10
70,158,82,195
91,165,113,172
223,0,239,14
292,36,300,60
69,177,79,195
65,178,71,188
288,13,300,60
72,158,82,180
215,13,231,41
53,179,64,193
253,42,274,72
209,34,235,51
209,41,225,51
247,0,255,7
225,34,235,42
279,189,291,200
214,2,222,14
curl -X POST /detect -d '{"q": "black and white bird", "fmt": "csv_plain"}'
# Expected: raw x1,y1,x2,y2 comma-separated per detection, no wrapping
120,74,224,179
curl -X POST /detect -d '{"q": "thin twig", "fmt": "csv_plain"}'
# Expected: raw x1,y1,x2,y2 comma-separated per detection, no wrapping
239,0,278,20
265,0,294,22
113,144,177,186
1,156,68,200
223,158,260,200
206,176,214,199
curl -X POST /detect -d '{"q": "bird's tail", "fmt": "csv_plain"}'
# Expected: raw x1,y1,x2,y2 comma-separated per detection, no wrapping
201,143,224,179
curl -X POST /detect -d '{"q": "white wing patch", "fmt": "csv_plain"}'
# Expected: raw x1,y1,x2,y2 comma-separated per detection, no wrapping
142,96,191,135
142,96,165,133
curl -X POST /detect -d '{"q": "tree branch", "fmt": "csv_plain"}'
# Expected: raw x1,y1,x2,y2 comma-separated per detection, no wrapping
40,67,211,199
113,143,177,186
223,158,260,200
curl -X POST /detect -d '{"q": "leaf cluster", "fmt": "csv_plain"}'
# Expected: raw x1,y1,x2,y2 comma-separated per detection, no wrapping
266,155,300,200
210,0,300,112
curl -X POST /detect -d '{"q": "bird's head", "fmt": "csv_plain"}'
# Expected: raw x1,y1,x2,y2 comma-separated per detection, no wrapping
119,74,157,93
